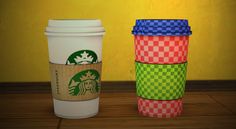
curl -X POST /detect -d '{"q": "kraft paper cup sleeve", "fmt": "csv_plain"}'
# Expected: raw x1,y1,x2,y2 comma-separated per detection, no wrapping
50,62,102,101
135,62,187,100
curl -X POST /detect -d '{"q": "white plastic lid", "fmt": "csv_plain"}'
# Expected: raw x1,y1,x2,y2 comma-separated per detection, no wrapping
45,19,105,34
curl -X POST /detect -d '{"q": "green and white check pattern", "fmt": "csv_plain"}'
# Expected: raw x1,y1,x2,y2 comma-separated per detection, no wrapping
135,62,187,100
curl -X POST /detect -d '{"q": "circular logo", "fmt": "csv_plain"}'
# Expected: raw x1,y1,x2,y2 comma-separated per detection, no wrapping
68,69,100,96
66,50,98,65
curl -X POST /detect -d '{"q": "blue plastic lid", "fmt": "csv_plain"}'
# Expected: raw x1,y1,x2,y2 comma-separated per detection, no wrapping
132,19,192,36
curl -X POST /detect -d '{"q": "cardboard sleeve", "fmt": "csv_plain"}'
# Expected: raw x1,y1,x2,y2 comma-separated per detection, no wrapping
49,62,102,101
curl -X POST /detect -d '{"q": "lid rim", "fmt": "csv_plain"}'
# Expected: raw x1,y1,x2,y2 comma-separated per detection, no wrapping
45,31,105,36
132,31,192,36
46,27,105,33
47,19,103,27
132,19,192,36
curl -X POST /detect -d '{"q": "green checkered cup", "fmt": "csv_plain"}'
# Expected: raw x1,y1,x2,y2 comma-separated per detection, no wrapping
135,62,187,100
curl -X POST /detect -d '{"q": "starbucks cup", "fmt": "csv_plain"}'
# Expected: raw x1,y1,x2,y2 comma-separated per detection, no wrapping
45,19,105,119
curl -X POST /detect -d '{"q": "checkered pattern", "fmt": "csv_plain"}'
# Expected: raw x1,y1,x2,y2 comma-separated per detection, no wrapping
132,19,192,36
135,62,187,100
133,26,191,34
132,31,191,36
137,97,182,118
134,35,189,64
135,19,188,26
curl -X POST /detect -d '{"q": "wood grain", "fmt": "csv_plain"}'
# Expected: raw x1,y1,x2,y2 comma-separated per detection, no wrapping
0,118,59,129
0,93,57,119
207,91,236,114
0,91,235,129
60,116,236,129
60,92,236,129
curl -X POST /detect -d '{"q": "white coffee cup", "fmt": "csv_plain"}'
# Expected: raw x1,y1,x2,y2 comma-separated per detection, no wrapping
45,19,105,119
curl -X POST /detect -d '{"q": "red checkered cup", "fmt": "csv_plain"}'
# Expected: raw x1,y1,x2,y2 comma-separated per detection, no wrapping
132,19,192,64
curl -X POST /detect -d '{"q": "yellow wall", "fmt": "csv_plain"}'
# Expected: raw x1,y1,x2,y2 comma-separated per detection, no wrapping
0,0,236,82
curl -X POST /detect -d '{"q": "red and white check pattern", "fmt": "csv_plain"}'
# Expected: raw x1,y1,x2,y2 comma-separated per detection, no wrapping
137,97,182,118
134,35,189,64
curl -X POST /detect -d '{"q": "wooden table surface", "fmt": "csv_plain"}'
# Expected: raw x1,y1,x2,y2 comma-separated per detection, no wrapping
0,91,236,129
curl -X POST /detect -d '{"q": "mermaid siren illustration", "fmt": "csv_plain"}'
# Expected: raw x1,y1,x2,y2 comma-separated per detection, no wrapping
68,70,100,96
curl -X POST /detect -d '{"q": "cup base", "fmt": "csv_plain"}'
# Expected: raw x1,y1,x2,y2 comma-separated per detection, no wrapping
53,97,99,119
137,97,183,118
55,112,98,119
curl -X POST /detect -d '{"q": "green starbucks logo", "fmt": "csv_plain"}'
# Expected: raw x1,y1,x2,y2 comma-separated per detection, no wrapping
68,69,100,96
66,50,98,65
